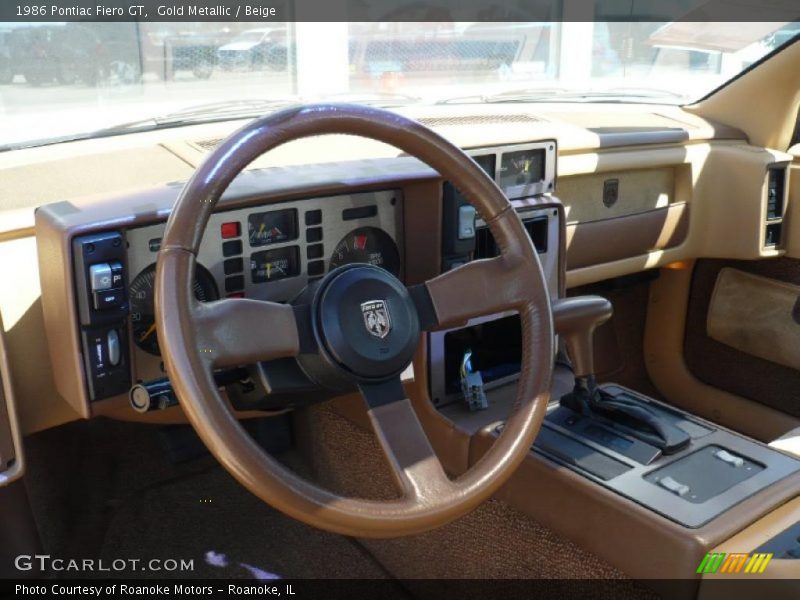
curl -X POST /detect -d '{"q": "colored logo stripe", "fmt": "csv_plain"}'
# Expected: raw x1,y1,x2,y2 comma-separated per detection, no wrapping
720,553,749,573
744,553,773,574
696,552,773,574
697,553,726,574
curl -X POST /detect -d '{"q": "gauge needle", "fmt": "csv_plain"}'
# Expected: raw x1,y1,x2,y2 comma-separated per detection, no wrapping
266,263,272,279
139,323,157,342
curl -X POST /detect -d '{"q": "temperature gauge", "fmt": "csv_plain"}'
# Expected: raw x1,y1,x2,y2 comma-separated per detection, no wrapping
248,209,298,247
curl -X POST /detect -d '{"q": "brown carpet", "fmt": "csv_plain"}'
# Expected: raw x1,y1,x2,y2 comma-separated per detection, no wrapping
21,406,653,598
299,405,656,598
21,417,395,580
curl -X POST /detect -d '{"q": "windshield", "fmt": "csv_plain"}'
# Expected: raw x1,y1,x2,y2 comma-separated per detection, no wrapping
230,31,270,43
0,20,797,149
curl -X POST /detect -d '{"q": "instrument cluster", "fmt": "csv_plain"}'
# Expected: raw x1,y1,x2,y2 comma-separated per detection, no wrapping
124,190,403,376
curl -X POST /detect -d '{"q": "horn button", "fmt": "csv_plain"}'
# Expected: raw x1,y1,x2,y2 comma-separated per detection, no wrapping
313,264,420,381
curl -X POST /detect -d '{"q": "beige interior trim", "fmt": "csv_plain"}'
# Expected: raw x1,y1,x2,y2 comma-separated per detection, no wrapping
699,497,800,588
644,264,800,442
688,39,800,151
770,427,800,459
10,99,793,435
563,142,791,288
558,166,676,224
784,162,800,258
565,203,688,270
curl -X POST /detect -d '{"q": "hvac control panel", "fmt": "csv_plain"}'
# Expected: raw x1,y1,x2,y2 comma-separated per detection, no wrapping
72,231,131,401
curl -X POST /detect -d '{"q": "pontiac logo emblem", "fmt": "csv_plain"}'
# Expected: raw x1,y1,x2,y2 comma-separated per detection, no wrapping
361,300,392,339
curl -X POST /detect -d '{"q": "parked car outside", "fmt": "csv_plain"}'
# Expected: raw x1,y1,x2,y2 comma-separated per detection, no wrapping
217,27,289,71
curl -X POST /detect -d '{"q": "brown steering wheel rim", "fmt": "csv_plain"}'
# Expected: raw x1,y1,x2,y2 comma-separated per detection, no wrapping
156,103,554,538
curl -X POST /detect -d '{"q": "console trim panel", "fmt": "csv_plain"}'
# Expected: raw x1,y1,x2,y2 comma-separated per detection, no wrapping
535,385,800,528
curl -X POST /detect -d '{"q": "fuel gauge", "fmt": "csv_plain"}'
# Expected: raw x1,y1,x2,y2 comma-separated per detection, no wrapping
251,246,300,283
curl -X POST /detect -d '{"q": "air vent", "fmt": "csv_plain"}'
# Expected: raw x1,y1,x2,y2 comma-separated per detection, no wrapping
419,114,543,128
474,216,548,259
474,227,497,260
767,167,785,220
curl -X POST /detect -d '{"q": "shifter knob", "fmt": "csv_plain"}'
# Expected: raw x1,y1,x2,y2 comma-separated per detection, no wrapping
552,295,613,378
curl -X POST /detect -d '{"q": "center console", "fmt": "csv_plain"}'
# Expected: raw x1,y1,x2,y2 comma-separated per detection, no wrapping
536,385,800,528
433,283,800,583
423,138,800,582
429,140,561,408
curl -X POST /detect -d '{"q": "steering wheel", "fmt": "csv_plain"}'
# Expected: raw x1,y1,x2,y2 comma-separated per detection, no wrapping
155,104,554,538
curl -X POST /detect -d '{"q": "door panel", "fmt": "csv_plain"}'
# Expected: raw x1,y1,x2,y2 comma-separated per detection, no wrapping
685,258,800,419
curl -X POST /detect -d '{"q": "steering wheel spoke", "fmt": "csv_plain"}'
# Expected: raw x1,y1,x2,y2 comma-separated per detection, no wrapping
418,254,533,331
360,378,452,500
194,297,302,368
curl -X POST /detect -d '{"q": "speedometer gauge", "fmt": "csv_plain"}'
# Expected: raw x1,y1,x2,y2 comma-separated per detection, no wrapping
129,263,218,356
329,227,401,276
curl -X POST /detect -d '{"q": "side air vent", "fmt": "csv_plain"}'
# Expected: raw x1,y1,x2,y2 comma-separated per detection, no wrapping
764,164,788,249
767,167,785,220
419,114,543,128
474,226,497,260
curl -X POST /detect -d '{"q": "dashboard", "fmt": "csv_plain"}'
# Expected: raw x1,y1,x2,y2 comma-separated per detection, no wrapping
34,135,566,417
26,102,792,426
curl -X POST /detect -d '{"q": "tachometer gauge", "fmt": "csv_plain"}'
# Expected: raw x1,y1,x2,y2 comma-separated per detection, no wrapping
329,227,401,276
129,264,218,356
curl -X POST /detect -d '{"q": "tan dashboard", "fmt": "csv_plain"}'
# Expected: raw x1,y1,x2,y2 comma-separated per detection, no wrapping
0,101,787,435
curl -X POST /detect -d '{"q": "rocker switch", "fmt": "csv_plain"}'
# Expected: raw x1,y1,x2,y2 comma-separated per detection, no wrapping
714,449,744,468
657,476,690,497
457,205,476,240
89,263,113,292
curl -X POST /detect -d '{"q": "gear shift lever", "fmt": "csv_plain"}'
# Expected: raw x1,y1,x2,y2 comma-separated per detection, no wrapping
553,296,612,381
553,296,690,455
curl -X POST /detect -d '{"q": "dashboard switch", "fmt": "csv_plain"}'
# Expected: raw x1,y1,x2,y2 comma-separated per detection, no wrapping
94,288,124,311
107,329,121,366
457,205,476,240
657,476,690,497
222,240,242,257
94,341,105,370
109,261,124,287
89,263,113,291
221,222,241,239
714,449,744,468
